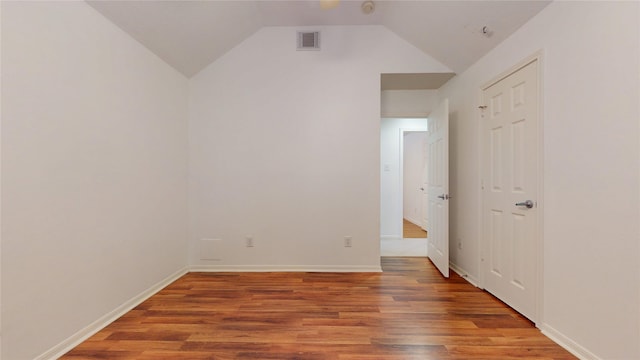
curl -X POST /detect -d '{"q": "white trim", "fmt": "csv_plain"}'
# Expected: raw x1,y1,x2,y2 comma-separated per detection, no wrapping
450,262,479,288
539,323,601,360
190,265,383,273
381,235,402,241
476,84,485,289
480,51,542,89
0,2,3,356
34,267,189,360
477,51,544,324
535,51,546,327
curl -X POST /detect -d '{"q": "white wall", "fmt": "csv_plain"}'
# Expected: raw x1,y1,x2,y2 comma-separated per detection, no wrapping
439,2,640,359
0,2,3,355
4,2,635,359
381,89,438,118
189,26,450,269
1,2,189,359
403,132,426,226
380,119,427,239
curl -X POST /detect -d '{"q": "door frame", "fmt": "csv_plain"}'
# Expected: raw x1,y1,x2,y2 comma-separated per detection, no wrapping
399,127,428,237
477,51,545,325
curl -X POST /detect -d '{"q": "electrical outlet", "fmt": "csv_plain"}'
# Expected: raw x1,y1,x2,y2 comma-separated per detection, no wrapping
245,236,254,248
344,236,352,248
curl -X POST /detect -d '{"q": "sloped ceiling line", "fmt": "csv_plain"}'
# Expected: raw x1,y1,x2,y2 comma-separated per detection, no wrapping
87,1,550,78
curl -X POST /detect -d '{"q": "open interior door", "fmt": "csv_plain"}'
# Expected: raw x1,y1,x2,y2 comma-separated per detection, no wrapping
426,99,449,278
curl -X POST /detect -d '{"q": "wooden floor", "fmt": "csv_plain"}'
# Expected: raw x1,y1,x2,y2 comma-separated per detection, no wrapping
62,258,576,359
403,219,427,238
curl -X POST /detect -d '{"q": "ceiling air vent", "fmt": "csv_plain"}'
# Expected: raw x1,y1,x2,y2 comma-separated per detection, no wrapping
297,31,320,50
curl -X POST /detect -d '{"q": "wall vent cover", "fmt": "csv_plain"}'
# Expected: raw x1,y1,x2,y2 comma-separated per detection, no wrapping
297,31,320,50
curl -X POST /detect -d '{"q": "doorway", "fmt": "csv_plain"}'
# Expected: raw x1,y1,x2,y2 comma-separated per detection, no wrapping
380,120,428,256
379,73,455,259
402,130,428,239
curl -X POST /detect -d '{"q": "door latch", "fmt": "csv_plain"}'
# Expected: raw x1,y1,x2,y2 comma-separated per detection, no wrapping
515,200,534,209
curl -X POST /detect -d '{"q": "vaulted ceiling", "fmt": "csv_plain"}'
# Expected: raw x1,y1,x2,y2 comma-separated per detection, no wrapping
87,0,550,78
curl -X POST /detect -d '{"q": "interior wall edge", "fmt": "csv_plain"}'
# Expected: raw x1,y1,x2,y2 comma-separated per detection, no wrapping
33,267,189,360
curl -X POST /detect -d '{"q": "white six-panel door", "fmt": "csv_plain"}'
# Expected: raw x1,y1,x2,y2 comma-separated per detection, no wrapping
482,60,538,320
427,99,449,278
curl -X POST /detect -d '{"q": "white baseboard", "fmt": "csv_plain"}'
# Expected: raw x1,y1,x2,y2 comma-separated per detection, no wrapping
448,265,601,360
449,262,479,287
190,265,383,272
539,323,601,360
35,267,189,360
31,263,603,360
35,263,382,360
447,263,600,360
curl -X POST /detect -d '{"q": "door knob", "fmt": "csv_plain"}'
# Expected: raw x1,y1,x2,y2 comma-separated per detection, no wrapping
515,200,534,209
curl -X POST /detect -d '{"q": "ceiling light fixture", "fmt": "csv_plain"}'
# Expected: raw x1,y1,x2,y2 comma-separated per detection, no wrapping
320,0,340,10
361,0,375,14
